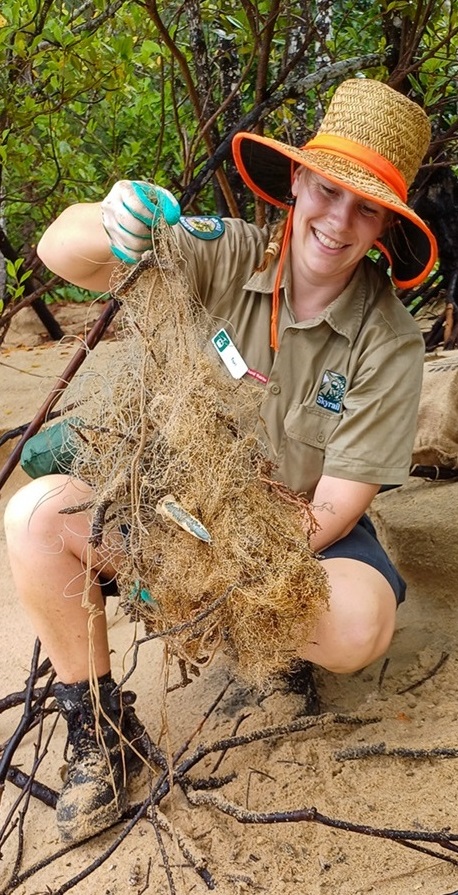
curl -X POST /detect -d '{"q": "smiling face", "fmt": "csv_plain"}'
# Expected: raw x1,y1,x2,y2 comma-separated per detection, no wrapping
290,168,391,293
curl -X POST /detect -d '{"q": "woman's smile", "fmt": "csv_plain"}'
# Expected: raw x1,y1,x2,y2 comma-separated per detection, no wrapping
312,227,349,250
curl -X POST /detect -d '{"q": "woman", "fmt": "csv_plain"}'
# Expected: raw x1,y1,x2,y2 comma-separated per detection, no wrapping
4,78,437,842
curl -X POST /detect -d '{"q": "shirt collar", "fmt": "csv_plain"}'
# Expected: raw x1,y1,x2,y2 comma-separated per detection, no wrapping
319,264,367,345
243,253,367,347
243,252,291,296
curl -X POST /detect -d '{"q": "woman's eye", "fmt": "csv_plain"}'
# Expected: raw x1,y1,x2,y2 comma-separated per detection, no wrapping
360,205,378,217
321,184,336,196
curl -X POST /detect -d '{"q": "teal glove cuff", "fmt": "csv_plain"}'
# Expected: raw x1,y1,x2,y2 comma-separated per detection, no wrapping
110,244,139,264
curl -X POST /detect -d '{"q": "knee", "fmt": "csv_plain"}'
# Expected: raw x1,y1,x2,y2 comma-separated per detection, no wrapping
4,474,69,551
302,560,398,675
324,610,395,674
299,583,397,675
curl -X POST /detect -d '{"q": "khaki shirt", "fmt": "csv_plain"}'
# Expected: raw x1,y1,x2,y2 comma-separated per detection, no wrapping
173,217,425,496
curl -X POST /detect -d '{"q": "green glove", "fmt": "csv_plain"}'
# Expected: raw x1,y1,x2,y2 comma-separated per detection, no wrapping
101,180,181,264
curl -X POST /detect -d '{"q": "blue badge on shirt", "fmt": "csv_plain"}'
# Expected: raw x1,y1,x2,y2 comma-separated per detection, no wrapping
316,370,346,414
179,215,225,240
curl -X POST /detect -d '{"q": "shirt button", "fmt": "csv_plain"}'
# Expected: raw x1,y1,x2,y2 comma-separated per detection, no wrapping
270,383,281,395
317,433,325,443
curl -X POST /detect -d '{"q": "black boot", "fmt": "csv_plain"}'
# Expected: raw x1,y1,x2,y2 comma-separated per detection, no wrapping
54,673,148,843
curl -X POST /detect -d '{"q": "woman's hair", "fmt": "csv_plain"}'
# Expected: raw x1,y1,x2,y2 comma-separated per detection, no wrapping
256,166,302,272
256,215,288,273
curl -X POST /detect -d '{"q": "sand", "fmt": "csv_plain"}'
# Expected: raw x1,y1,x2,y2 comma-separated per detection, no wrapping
1,302,458,895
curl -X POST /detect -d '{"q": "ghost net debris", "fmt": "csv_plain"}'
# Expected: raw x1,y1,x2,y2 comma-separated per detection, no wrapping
68,223,330,685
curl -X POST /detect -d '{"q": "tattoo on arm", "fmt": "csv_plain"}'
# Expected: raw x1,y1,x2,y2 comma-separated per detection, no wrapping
311,501,336,515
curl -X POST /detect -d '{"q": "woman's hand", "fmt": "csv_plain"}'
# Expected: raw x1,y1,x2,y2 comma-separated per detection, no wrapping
101,181,181,264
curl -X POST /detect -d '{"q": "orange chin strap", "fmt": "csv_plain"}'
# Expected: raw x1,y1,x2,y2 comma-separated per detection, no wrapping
271,205,294,351
304,134,408,202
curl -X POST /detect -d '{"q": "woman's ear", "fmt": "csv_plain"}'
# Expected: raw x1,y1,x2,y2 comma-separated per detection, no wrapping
291,167,303,198
379,211,397,238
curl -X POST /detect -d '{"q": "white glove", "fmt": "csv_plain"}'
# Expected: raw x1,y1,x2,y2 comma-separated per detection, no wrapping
101,180,181,264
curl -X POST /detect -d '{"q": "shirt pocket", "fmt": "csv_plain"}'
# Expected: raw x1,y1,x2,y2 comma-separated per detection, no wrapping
276,404,341,493
285,404,341,447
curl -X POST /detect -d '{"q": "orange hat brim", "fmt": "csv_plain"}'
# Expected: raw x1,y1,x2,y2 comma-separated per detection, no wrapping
232,131,438,288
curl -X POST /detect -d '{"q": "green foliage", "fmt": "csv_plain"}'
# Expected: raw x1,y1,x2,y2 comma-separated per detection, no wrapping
0,0,457,312
50,284,94,304
0,2,182,249
3,256,32,309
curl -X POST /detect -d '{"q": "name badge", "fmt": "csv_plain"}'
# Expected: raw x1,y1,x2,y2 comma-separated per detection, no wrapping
211,328,248,379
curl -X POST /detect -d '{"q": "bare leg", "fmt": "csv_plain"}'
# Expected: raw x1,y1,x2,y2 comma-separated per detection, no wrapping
293,557,397,674
4,474,124,683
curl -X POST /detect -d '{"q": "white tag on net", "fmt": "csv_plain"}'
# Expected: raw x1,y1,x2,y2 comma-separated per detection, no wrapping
211,328,248,379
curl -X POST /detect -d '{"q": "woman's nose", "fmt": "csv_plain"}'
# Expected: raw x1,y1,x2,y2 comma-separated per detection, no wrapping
329,197,354,230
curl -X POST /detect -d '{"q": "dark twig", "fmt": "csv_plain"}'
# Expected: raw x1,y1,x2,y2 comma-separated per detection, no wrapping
184,790,458,867
2,712,60,892
335,742,458,762
397,651,449,694
172,713,379,783
0,297,120,492
9,705,48,884
179,772,236,790
0,686,53,714
2,717,59,822
90,498,114,547
149,807,177,895
0,641,55,788
138,856,153,895
5,767,58,808
155,809,216,889
0,406,79,449
112,252,163,296
5,800,150,895
117,586,240,688
377,657,390,690
211,712,251,773
58,500,94,515
166,658,195,692
365,837,458,867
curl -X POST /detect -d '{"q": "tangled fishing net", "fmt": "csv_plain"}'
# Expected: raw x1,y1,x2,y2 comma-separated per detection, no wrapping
68,222,330,685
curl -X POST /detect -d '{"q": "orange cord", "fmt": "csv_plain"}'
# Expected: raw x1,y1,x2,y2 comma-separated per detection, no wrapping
270,206,294,351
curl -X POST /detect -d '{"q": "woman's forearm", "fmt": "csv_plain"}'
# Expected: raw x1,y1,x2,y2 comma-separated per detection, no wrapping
37,202,119,293
309,475,380,552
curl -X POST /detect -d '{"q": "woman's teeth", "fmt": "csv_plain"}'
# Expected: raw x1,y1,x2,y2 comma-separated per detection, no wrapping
313,228,346,249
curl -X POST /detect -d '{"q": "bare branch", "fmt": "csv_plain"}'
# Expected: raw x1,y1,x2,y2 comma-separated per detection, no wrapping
180,52,385,209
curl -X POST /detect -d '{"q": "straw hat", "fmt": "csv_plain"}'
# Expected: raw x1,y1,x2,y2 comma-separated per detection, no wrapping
232,78,437,290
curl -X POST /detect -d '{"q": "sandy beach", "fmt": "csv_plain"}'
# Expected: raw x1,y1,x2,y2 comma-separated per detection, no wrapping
1,302,458,895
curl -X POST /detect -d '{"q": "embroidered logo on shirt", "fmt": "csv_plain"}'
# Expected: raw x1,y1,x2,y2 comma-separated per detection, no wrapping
179,215,225,240
316,370,346,414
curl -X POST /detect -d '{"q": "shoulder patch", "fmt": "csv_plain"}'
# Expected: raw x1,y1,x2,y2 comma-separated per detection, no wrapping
179,215,225,240
316,370,346,414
